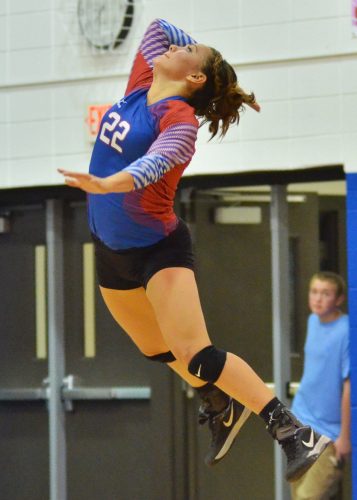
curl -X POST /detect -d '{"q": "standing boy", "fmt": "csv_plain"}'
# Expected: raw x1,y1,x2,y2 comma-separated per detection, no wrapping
291,272,351,499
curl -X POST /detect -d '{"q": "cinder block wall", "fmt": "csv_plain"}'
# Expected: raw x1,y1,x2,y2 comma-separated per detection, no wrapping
0,0,356,186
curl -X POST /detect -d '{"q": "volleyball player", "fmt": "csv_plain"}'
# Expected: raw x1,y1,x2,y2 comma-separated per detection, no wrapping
59,19,331,479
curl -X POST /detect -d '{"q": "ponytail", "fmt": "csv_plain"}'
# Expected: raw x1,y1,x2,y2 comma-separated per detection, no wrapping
188,48,257,140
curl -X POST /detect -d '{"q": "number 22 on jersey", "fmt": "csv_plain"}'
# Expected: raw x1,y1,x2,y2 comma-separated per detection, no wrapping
99,111,130,153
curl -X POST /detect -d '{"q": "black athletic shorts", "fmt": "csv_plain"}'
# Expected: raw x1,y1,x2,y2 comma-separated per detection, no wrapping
92,219,195,290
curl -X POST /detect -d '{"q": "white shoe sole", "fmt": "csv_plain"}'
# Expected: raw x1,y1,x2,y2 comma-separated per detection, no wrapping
287,434,332,482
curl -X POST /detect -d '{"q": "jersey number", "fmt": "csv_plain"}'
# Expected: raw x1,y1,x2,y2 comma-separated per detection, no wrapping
99,112,130,153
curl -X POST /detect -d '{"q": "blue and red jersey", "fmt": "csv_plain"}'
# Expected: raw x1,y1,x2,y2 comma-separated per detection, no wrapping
88,19,198,250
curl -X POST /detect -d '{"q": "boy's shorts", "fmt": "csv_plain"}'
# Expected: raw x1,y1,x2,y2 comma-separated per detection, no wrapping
290,442,343,499
92,219,195,290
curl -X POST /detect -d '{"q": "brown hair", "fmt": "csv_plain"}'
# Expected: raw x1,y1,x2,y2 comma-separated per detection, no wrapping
188,48,256,139
310,271,346,297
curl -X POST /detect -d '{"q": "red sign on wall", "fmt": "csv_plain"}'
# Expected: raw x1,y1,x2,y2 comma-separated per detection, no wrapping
86,104,111,142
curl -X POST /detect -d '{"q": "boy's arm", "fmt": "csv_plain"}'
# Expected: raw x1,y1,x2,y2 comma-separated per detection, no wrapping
125,19,196,95
334,378,351,461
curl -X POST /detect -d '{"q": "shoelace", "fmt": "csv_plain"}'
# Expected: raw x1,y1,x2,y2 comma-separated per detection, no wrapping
267,406,284,429
268,405,298,429
211,402,231,425
208,409,229,444
199,398,231,426
279,433,298,457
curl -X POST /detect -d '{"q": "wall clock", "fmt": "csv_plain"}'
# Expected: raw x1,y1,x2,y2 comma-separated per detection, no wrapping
77,0,134,50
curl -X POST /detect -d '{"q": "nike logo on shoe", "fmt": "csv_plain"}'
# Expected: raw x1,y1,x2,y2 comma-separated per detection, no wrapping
302,429,315,448
223,402,234,427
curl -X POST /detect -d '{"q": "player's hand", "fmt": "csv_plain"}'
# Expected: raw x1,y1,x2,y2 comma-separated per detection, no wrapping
334,436,351,462
58,169,107,194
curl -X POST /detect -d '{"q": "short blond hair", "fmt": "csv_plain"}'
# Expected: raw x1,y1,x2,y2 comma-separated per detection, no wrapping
310,271,346,297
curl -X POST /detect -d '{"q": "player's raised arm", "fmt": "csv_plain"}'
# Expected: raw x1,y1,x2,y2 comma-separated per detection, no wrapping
125,19,196,95
122,103,198,190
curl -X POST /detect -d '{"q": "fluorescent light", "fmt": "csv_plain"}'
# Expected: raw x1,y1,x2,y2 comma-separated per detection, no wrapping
214,206,262,224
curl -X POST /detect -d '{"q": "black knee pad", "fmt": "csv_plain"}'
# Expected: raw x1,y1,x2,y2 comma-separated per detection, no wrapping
144,351,176,363
188,345,227,383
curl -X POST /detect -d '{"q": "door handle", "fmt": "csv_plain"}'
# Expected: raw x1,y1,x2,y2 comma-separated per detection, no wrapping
61,375,151,411
0,374,151,412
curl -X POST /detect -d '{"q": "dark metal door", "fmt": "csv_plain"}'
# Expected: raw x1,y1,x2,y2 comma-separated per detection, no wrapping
0,199,188,500
63,202,185,500
0,206,49,500
185,191,321,500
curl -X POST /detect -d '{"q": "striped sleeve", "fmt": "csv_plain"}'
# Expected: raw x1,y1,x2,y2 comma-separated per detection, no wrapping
141,19,196,68
125,19,197,94
123,121,198,189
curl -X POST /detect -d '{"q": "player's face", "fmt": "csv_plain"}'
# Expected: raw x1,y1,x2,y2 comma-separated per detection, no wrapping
154,43,212,81
308,278,343,321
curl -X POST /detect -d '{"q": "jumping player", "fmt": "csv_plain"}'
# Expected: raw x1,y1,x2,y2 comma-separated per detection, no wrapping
59,19,331,479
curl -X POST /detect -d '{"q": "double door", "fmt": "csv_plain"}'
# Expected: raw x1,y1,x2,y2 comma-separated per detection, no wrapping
0,199,187,500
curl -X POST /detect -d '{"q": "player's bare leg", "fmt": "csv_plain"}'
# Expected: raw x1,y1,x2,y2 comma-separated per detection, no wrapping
100,285,251,465
146,267,331,481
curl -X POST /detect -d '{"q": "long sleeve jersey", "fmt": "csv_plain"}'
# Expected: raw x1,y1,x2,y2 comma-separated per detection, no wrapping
87,19,198,250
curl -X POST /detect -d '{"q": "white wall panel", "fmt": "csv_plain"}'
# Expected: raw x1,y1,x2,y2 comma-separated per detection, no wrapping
240,0,292,26
341,58,357,94
53,153,90,176
0,53,6,85
8,48,53,83
52,45,132,82
53,8,82,47
142,0,193,33
292,0,342,20
8,121,52,159
188,141,245,174
0,124,7,160
290,135,342,166
342,133,357,171
54,117,88,155
9,12,51,50
193,27,241,63
53,85,93,119
342,94,357,133
193,0,239,31
8,88,52,122
51,81,127,130
0,15,7,51
291,96,340,137
0,92,6,123
189,136,293,174
290,60,341,98
236,138,292,169
8,0,51,14
239,100,290,141
238,23,291,63
235,65,291,102
291,19,342,58
338,17,357,54
6,157,54,187
0,160,9,186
